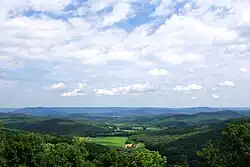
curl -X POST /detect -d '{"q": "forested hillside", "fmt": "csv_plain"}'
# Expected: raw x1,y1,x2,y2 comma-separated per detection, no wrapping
3,118,109,137
0,127,166,167
1,110,250,167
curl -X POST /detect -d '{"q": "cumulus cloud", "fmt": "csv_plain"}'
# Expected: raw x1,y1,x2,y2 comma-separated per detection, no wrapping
240,68,248,72
43,82,66,91
173,84,203,92
94,82,155,96
0,0,71,14
27,0,71,11
148,68,168,77
212,94,219,99
102,2,133,26
0,0,242,67
219,81,235,87
1,0,250,106
46,82,66,91
61,82,87,97
0,79,17,88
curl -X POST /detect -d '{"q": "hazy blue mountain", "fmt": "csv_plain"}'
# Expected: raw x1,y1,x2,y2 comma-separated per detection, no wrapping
99,107,177,116
7,107,250,117
11,107,189,117
120,110,246,126
239,110,250,116
150,110,245,126
0,108,18,113
12,107,67,117
172,107,221,113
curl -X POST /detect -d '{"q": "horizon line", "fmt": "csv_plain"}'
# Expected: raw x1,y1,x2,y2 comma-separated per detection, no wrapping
1,106,250,109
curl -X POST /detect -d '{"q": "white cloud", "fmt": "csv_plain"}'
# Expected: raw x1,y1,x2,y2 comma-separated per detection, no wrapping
239,10,250,26
191,96,197,100
43,82,66,91
151,0,175,16
94,82,155,96
173,84,203,91
86,0,121,13
102,2,133,26
148,68,169,77
0,0,71,13
61,82,87,97
1,0,250,106
48,82,66,90
0,0,247,68
0,59,23,69
0,79,17,88
240,68,248,72
27,0,71,11
212,94,219,99
160,53,205,65
219,81,235,87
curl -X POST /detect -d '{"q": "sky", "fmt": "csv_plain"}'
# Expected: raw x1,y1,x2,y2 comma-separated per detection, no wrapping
0,0,250,108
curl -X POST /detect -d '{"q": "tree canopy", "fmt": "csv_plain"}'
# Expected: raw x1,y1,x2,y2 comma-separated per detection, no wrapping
0,127,166,167
197,121,250,167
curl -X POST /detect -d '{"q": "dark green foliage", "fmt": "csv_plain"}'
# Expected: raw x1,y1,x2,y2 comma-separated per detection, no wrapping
0,128,167,167
40,141,88,166
0,130,90,167
95,149,166,167
4,133,45,167
1,110,249,167
0,125,7,167
198,121,250,167
4,118,109,137
130,149,167,167
113,110,243,126
128,121,227,166
148,110,243,126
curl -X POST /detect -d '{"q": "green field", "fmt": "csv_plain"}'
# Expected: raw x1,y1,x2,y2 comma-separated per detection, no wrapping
136,142,145,149
85,136,128,148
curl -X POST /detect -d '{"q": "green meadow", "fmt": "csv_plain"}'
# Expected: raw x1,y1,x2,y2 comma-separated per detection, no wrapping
85,136,128,148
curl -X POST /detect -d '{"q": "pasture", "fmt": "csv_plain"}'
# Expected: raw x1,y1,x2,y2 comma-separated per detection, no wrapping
85,136,128,148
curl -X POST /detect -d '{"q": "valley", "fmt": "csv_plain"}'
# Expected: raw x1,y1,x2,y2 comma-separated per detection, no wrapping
1,107,250,166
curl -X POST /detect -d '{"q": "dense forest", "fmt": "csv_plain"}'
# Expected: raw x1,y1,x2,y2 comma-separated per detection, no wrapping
0,127,166,167
1,109,250,167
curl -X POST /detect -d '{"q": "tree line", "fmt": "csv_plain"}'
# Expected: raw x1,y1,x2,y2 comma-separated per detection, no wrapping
0,126,166,167
1,119,250,167
128,120,250,167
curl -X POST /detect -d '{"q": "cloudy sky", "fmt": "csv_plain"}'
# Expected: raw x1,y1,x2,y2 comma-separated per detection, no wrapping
0,0,250,108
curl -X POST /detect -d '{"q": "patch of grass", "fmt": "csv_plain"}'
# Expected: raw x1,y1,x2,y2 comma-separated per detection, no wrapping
132,126,143,130
136,142,145,149
122,129,136,133
146,127,161,131
85,136,128,148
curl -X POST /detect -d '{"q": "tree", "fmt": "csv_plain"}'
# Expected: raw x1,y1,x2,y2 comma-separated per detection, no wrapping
197,121,250,167
40,138,88,167
0,125,7,167
131,149,167,167
4,132,44,167
1,125,168,167
174,155,190,167
197,141,221,167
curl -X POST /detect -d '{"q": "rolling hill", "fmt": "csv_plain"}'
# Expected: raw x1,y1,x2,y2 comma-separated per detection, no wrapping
2,118,110,137
9,107,250,118
123,110,246,126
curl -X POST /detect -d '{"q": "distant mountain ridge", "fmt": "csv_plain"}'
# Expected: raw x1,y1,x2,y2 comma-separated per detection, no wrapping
122,110,247,127
12,107,67,117
0,108,18,113
6,107,250,117
3,117,109,137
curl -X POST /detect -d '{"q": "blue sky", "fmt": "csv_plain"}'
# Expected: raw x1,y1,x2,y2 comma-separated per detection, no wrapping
1,0,250,108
